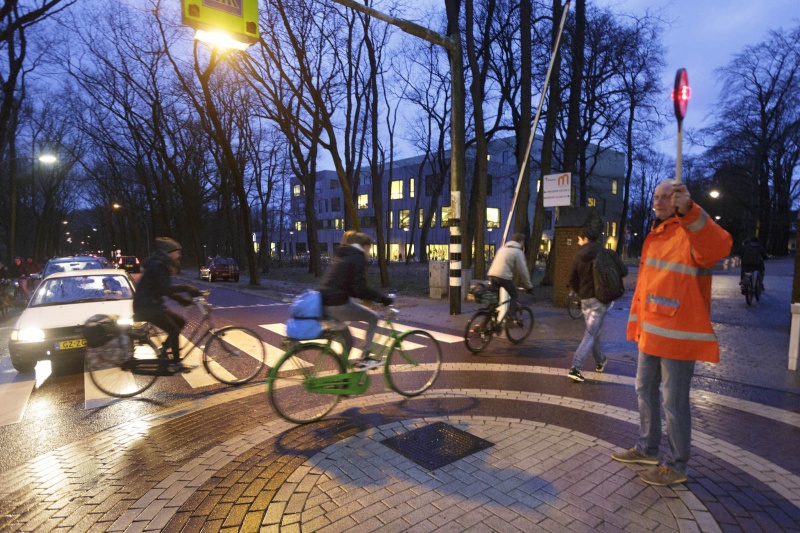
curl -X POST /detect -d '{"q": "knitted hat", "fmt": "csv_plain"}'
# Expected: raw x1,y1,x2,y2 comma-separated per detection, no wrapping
154,237,182,253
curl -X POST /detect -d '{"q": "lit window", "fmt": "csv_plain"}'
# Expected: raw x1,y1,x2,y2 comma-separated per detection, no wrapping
388,211,393,229
294,221,303,231
293,184,302,197
409,178,415,199
330,180,339,190
486,208,500,229
399,210,410,229
358,194,369,209
335,218,344,229
611,222,617,237
588,197,596,207
390,180,403,200
419,209,425,228
612,179,618,195
441,206,451,227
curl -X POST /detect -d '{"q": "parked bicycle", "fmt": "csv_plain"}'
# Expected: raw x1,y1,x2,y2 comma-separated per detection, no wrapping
567,289,582,319
741,270,762,306
268,306,442,424
464,283,534,353
85,293,267,398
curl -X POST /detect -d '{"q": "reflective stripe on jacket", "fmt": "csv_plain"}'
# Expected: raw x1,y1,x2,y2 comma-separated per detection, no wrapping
627,203,732,363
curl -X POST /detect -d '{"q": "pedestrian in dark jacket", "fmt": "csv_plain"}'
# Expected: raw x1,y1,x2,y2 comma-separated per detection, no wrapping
319,231,393,370
567,226,627,382
133,237,201,373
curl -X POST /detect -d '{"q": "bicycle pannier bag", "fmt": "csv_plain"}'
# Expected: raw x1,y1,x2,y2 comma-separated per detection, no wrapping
286,290,324,339
285,317,324,340
593,248,625,304
470,282,499,305
83,314,119,348
289,290,323,319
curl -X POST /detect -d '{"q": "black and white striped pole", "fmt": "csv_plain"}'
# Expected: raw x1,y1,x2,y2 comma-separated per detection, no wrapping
672,68,690,183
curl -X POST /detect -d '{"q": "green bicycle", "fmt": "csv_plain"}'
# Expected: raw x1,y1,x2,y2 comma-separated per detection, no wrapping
267,307,442,424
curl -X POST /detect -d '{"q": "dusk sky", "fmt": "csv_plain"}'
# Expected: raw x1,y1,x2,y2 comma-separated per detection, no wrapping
594,0,800,149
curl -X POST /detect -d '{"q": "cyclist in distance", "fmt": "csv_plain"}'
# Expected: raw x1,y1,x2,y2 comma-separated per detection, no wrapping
739,235,768,291
319,231,393,371
133,237,202,373
486,233,534,324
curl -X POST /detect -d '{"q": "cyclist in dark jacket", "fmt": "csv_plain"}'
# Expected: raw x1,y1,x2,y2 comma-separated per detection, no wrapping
134,237,201,373
319,231,393,370
740,236,768,291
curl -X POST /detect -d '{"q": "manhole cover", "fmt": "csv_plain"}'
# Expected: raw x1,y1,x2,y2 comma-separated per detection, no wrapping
381,422,494,471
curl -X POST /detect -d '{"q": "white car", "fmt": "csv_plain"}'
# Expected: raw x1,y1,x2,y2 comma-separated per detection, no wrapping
8,269,136,372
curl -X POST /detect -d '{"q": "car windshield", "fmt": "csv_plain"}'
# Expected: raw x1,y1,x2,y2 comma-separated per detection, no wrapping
214,258,234,266
29,274,133,307
42,259,102,278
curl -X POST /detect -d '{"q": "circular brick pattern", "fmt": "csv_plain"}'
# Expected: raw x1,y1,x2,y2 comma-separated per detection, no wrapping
265,417,699,532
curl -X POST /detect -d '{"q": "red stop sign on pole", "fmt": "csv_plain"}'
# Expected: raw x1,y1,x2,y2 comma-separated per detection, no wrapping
672,68,690,122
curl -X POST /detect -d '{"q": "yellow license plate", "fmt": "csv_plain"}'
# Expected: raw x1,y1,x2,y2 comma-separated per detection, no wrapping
57,339,87,350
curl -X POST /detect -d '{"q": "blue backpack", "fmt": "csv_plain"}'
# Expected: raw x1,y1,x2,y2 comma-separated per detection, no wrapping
286,290,324,340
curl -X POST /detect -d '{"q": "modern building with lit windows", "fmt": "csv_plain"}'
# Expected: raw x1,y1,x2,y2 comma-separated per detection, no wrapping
287,136,625,261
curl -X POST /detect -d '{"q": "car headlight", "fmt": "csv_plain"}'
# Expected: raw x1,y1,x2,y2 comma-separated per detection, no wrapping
11,328,46,342
116,317,134,326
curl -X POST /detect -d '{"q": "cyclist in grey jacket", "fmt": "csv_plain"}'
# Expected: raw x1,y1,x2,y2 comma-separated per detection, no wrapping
487,233,534,322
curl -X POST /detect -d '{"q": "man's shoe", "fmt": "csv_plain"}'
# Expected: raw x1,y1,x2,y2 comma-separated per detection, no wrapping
611,447,659,465
354,357,383,371
568,367,585,382
595,358,608,373
168,362,193,374
640,465,687,486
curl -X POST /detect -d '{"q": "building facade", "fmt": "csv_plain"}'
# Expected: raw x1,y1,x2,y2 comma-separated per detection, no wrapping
287,136,625,261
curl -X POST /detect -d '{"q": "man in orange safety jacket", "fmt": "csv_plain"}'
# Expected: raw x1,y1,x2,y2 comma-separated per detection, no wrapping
611,179,732,486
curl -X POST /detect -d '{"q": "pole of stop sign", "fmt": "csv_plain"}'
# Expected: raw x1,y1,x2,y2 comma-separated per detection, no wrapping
672,68,690,183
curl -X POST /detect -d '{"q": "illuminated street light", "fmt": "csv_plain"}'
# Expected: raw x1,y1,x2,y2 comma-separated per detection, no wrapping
38,154,57,164
709,190,720,199
194,29,251,51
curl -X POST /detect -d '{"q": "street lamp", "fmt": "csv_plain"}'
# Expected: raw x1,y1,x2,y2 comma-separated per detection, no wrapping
709,190,721,199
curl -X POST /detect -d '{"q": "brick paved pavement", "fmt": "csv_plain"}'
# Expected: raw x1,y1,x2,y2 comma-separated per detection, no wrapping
0,259,798,532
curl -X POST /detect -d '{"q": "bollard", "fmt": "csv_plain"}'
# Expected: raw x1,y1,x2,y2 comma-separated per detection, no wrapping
789,304,800,371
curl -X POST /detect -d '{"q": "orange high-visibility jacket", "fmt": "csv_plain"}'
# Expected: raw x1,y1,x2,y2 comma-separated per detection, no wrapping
627,203,733,363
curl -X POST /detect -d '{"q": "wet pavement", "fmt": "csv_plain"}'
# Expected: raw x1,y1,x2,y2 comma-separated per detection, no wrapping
0,258,798,532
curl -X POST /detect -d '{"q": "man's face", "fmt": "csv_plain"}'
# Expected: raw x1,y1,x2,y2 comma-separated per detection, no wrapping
652,183,674,221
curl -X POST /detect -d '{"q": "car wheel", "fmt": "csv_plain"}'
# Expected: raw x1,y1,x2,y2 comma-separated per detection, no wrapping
233,276,239,282
10,355,35,373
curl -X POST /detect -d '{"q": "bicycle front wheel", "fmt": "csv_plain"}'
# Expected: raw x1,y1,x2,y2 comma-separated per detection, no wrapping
269,344,346,424
506,306,534,344
386,330,442,396
203,326,267,385
464,311,494,353
86,336,159,398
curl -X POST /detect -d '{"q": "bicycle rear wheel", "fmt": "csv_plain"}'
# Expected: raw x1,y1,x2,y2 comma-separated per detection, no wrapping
386,330,442,396
268,344,346,424
86,336,159,398
754,273,762,302
744,278,753,306
506,305,534,344
203,326,267,385
464,311,494,353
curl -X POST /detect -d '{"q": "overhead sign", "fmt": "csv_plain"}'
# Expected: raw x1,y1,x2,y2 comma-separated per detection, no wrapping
182,0,259,49
543,172,572,207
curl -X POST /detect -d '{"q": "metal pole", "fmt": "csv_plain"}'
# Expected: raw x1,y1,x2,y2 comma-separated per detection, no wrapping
502,0,571,246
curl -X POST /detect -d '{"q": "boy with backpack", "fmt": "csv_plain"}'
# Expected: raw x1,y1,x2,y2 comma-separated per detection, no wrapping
567,226,627,382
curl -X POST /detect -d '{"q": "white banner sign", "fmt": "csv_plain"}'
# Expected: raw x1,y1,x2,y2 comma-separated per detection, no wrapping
543,172,572,207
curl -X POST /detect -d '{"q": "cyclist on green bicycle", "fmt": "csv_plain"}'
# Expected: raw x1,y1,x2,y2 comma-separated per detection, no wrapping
134,237,203,374
487,233,534,324
319,231,393,370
